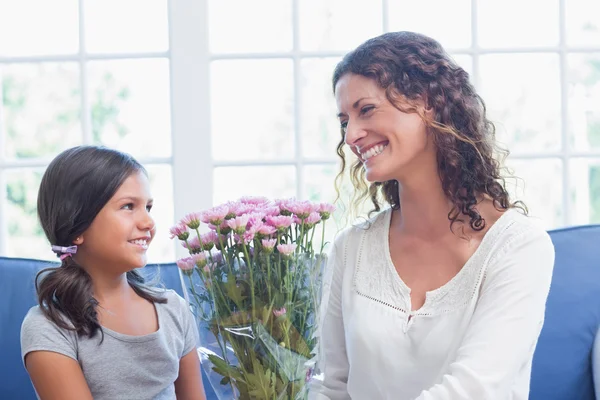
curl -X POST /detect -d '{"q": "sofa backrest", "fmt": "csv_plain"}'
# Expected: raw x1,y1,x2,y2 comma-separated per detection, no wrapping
0,257,185,399
530,225,600,399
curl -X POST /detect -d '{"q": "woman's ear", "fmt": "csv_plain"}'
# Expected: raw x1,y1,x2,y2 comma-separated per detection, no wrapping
73,236,84,245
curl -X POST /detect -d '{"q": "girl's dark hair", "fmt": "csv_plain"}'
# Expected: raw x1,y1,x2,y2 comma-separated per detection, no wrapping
36,145,166,338
333,31,526,231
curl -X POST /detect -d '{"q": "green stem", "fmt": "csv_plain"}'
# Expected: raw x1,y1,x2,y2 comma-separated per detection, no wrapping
309,224,317,254
241,242,256,321
266,254,272,302
320,221,326,254
187,273,230,365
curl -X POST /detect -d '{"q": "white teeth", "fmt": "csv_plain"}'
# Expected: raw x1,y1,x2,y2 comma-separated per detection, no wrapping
361,144,387,160
130,239,148,248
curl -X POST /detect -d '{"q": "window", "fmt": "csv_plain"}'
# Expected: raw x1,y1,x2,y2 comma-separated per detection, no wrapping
0,0,175,261
1,0,599,261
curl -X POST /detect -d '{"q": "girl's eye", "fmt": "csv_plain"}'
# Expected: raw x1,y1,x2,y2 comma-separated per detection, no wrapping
122,203,134,210
146,205,153,212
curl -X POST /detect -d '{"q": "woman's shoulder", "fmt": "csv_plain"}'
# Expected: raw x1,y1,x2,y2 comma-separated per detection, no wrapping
494,208,552,243
485,207,555,266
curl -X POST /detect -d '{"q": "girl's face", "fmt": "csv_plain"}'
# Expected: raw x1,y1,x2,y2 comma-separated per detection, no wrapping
335,73,434,183
77,170,155,272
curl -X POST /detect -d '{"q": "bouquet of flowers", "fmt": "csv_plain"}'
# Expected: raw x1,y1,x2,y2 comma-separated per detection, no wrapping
171,196,335,400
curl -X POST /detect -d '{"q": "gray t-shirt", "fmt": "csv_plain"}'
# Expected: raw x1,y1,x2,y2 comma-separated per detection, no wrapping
21,289,199,400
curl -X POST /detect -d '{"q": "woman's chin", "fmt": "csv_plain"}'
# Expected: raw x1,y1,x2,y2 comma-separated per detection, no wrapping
364,166,392,184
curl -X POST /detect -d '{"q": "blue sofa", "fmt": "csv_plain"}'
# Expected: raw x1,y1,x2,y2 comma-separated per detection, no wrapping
1,224,600,399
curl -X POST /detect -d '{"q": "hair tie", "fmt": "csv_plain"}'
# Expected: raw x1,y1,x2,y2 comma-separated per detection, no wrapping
51,245,78,261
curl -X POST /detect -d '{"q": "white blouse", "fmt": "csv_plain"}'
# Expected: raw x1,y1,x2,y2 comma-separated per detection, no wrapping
310,208,555,400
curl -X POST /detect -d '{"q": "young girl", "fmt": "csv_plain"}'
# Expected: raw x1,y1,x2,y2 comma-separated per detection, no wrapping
21,146,206,400
311,32,555,399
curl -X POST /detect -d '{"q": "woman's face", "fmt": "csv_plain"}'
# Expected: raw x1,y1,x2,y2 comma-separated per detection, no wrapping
335,73,434,183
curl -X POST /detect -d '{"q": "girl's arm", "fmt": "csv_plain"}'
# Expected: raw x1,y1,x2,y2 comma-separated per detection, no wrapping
25,351,94,400
174,349,207,400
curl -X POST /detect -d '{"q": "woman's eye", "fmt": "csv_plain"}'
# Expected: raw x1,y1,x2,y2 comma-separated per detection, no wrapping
146,205,153,212
122,203,134,210
360,105,374,115
340,121,348,132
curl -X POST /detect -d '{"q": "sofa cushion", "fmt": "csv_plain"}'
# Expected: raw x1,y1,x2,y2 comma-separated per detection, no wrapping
530,225,600,399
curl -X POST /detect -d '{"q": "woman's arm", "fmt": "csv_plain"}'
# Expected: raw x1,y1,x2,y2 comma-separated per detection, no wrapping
25,351,94,400
174,349,206,400
415,229,555,399
309,230,351,400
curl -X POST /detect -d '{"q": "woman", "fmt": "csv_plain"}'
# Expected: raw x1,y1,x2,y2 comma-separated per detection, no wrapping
310,31,555,399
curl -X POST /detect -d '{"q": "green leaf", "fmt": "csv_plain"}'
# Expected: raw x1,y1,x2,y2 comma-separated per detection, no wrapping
223,272,246,309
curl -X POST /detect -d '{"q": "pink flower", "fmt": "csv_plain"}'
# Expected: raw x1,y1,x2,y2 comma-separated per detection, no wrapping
169,222,189,240
266,215,294,231
182,236,202,254
192,252,207,268
201,205,229,225
246,212,267,227
258,224,277,236
239,196,270,205
262,238,277,253
275,198,293,216
318,203,336,220
260,206,281,217
227,215,250,234
287,200,314,219
176,257,195,272
277,243,296,256
227,201,255,216
306,212,321,226
242,230,255,244
181,212,203,229
208,221,232,235
273,307,287,318
200,231,219,250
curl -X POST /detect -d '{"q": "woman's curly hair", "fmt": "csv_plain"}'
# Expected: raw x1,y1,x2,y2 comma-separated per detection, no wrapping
332,31,525,232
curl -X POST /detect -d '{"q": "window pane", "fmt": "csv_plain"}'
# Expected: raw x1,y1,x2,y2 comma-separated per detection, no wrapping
300,57,341,159
4,169,50,259
303,164,337,204
208,0,292,53
566,0,600,46
478,0,559,48
387,0,471,49
87,59,172,158
213,166,296,205
298,0,383,52
568,53,600,151
145,164,175,263
303,164,340,251
479,54,561,153
505,158,563,229
1,63,82,159
211,60,294,161
570,159,600,225
0,0,79,57
84,0,169,53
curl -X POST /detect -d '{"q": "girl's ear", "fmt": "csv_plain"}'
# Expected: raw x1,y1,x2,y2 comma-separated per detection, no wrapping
74,236,84,245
